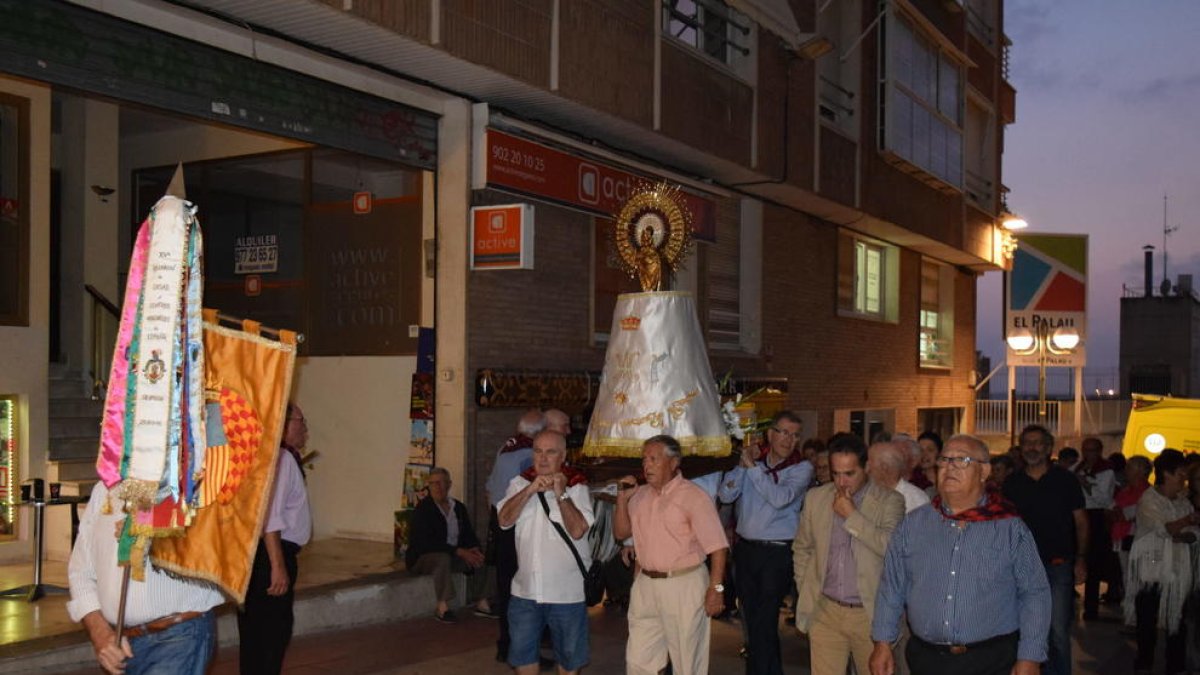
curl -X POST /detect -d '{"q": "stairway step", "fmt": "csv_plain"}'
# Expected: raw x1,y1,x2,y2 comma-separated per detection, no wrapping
0,568,443,673
48,436,100,463
48,378,90,400
48,398,105,418
48,417,102,439
54,461,101,484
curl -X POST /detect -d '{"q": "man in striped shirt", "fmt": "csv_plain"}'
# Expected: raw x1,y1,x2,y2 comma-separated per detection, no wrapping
68,481,226,675
868,434,1050,675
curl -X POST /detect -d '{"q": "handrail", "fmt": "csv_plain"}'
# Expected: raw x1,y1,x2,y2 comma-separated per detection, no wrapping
84,284,119,319
85,285,120,400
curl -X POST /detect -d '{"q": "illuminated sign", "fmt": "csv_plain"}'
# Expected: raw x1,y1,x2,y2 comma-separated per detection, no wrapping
470,204,534,270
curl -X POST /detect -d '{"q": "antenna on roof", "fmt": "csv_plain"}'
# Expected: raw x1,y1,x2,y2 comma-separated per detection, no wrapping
1163,193,1179,284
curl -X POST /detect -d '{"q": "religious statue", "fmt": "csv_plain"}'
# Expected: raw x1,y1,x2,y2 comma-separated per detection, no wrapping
614,183,691,292
584,182,729,459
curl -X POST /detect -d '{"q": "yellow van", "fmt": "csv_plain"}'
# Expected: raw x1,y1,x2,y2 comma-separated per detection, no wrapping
1122,394,1200,461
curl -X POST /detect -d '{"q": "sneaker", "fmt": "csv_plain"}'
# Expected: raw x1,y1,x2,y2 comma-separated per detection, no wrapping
435,609,458,624
474,606,501,619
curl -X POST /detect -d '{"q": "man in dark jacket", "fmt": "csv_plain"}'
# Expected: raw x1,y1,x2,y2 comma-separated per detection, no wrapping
406,467,490,622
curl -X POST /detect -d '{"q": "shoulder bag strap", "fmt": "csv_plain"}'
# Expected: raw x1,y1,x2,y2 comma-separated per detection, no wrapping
537,491,589,579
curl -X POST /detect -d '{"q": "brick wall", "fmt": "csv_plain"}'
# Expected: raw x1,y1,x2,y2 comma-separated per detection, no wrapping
440,0,554,87
558,0,654,126
465,190,608,525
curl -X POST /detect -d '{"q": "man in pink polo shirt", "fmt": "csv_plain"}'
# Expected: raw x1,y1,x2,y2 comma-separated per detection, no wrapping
614,434,729,675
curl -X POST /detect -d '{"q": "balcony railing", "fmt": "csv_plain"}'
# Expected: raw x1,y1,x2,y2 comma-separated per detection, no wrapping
975,398,1132,439
975,400,1060,437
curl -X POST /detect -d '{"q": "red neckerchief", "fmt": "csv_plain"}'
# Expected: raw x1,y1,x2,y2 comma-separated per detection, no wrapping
519,464,589,487
499,434,535,455
931,488,1020,522
757,443,804,484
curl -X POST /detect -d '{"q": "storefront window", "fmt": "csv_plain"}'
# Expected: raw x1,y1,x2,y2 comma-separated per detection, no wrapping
133,148,424,355
0,95,29,326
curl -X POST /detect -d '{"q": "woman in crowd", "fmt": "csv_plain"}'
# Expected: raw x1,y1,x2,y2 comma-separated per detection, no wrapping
1124,449,1200,675
1111,455,1152,611
911,431,940,496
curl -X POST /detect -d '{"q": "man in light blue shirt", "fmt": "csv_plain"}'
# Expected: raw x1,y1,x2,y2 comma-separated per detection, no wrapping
718,410,813,675
869,434,1050,675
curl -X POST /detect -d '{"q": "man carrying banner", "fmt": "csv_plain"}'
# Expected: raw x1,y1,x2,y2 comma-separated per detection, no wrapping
68,480,227,675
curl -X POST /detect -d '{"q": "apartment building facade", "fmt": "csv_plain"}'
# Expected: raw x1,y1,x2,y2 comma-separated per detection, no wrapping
0,0,1016,554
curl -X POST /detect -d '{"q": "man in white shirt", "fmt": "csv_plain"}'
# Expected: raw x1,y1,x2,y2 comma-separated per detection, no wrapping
1076,436,1115,620
498,430,595,675
874,439,931,514
68,481,227,675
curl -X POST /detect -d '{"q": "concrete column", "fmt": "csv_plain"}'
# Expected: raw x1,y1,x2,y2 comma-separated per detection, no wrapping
435,99,471,502
57,95,120,372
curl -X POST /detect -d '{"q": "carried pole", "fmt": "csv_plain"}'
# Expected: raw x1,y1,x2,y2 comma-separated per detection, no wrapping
114,566,131,640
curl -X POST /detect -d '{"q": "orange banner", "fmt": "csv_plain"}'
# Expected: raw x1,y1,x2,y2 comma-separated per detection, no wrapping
151,316,297,603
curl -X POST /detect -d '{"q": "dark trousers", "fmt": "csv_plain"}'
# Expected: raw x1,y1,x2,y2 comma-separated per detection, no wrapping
906,632,1017,675
1135,586,1186,673
1083,509,1112,616
733,539,792,675
238,538,300,675
490,507,519,656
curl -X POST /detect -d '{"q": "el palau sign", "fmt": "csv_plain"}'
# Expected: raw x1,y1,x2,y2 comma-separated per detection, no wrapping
1005,233,1088,368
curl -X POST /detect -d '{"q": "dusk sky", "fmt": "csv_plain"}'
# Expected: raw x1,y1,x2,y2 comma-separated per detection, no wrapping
977,0,1200,395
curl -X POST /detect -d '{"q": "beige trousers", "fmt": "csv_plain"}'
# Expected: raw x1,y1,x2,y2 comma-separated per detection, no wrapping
625,566,711,675
808,598,874,675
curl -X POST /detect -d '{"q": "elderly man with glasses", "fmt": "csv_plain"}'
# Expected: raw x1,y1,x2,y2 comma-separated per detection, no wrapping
717,410,813,675
869,434,1050,675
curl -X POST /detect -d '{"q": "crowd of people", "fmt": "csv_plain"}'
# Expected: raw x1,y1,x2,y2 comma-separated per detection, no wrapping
453,409,1200,675
66,402,1200,675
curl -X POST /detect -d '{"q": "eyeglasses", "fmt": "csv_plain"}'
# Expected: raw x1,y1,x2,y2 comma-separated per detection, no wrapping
935,455,989,469
770,427,800,439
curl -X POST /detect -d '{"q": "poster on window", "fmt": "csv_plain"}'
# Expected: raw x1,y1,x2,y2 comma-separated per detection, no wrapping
394,509,412,559
402,463,431,509
409,419,433,464
410,372,434,419
233,234,279,274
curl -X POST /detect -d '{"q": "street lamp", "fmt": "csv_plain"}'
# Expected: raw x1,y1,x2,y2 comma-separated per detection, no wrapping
1006,324,1080,418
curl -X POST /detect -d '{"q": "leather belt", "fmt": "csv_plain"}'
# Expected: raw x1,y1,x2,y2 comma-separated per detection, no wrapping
913,631,1018,655
822,594,864,609
742,538,792,547
122,611,204,639
641,563,702,579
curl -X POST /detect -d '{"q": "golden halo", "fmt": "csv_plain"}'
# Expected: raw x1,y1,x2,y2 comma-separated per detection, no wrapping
613,183,693,289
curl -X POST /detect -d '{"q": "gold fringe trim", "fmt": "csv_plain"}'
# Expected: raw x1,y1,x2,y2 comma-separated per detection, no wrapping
582,435,731,458
116,479,160,513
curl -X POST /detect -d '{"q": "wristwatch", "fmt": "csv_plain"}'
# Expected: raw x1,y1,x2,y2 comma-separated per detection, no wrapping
712,583,725,593
558,492,571,502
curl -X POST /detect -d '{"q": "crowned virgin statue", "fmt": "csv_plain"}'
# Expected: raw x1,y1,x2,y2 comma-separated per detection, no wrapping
582,184,731,458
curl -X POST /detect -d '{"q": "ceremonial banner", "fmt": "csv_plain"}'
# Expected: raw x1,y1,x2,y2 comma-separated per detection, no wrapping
583,291,731,458
151,314,297,603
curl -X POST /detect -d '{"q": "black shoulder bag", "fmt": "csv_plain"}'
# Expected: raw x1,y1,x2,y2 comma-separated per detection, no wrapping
537,491,605,606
